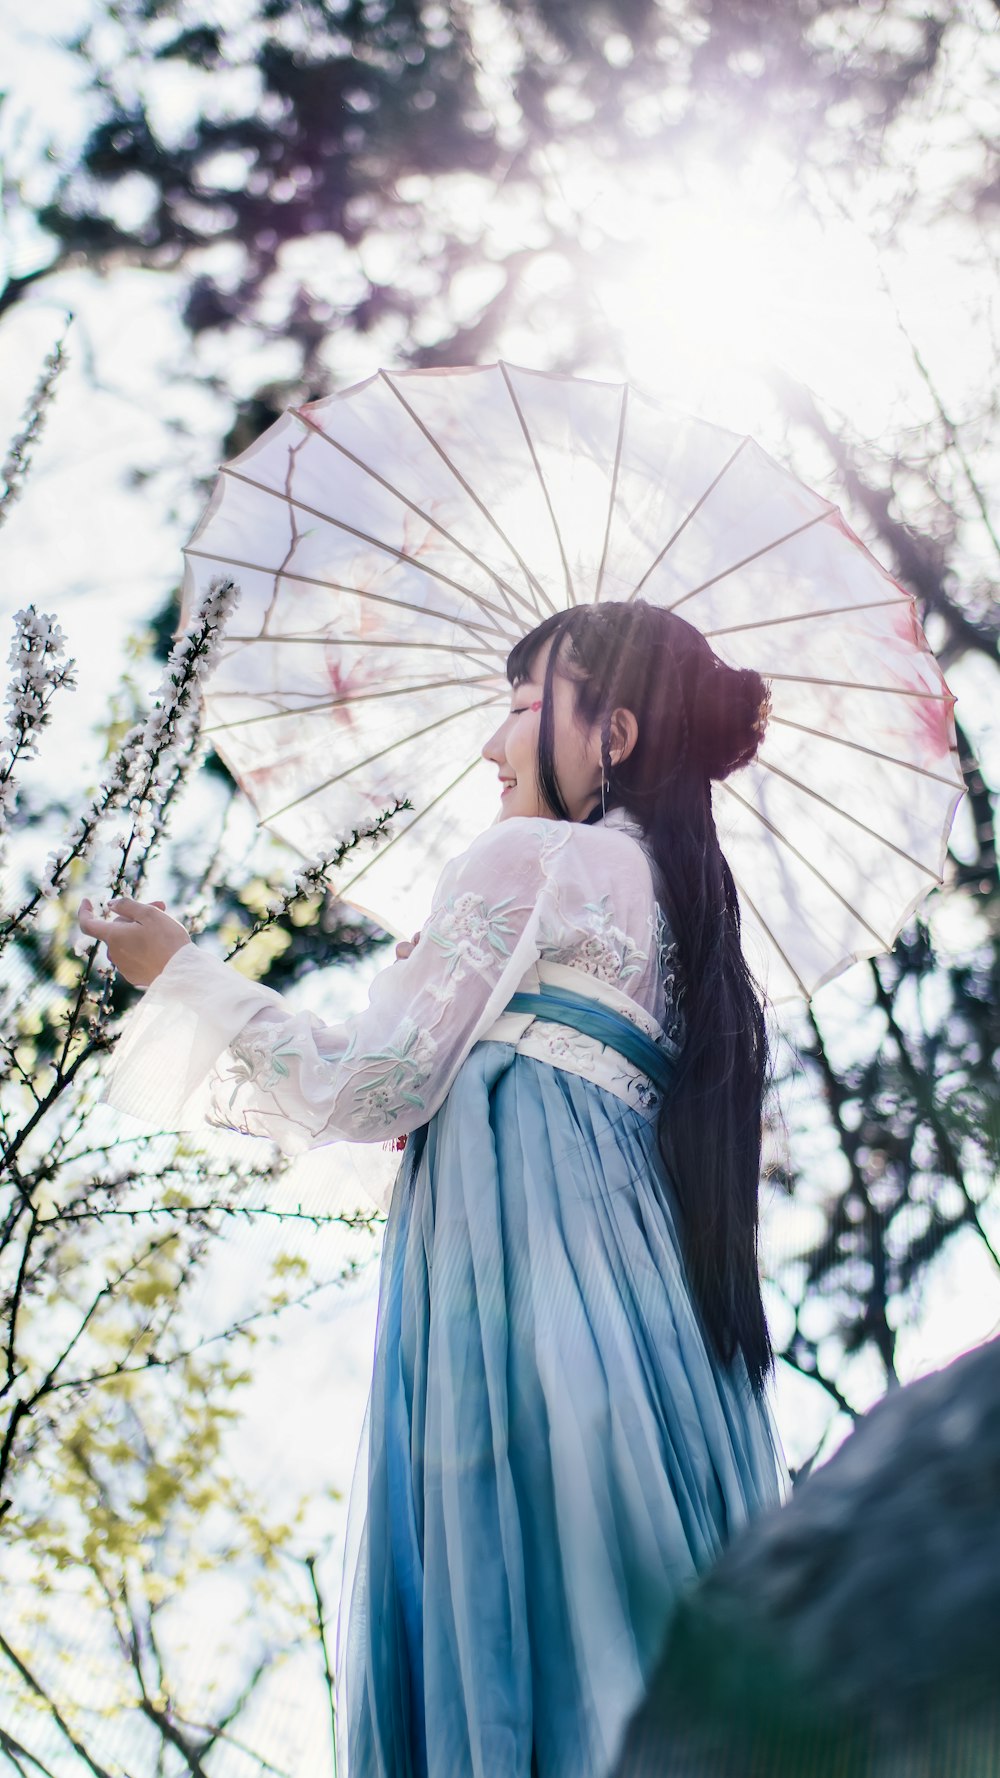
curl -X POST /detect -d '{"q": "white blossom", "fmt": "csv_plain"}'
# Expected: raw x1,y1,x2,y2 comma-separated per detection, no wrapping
0,332,69,531
1,577,240,950
0,606,78,858
117,576,240,818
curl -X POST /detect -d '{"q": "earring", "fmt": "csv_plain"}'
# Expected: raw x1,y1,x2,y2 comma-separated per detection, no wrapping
601,759,613,817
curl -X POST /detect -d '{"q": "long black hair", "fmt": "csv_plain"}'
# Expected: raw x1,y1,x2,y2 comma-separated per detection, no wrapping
506,600,775,1398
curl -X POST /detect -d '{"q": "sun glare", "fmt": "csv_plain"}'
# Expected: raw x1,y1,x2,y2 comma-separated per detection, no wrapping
563,150,916,434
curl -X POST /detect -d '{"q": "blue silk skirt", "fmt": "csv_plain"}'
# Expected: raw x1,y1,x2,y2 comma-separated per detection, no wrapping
336,1039,788,1778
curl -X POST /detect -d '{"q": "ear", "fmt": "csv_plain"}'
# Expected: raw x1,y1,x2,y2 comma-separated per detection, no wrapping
610,706,639,768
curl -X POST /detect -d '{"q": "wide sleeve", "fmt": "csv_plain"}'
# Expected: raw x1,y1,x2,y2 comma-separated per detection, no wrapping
100,817,574,1153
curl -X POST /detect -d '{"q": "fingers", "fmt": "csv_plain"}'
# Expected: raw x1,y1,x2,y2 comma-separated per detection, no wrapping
78,896,165,940
78,899,123,942
76,894,190,988
107,897,151,922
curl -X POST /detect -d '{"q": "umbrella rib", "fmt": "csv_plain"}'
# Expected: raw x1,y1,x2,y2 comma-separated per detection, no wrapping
499,361,577,606
703,595,908,637
332,756,485,900
215,632,498,660
202,674,503,734
716,778,892,949
215,467,518,635
291,401,547,632
216,640,502,684
216,639,502,680
628,437,751,601
665,511,835,613
724,864,811,999
761,672,945,698
755,754,942,878
258,694,497,824
377,371,558,623
265,430,309,628
183,547,514,648
594,385,628,604
769,715,963,789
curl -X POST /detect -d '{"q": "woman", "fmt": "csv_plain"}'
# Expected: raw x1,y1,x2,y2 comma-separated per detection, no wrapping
79,598,789,1778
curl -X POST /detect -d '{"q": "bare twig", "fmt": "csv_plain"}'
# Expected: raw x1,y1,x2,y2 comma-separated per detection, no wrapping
0,1630,115,1778
306,1555,339,1778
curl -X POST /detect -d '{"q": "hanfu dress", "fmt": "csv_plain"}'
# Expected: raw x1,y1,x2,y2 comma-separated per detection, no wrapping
102,805,789,1778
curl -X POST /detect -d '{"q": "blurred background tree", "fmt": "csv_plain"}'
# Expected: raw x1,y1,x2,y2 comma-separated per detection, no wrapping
3,3,983,410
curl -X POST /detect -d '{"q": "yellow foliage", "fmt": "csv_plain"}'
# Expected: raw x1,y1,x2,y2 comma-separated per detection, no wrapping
130,1269,177,1307
272,1252,309,1278
139,1465,183,1527
228,924,292,981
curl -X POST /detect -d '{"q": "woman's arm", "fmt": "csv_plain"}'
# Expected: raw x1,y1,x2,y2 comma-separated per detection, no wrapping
80,818,573,1152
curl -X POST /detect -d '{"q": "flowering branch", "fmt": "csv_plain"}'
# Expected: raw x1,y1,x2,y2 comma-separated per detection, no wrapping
223,798,412,962
45,1200,382,1231
0,607,77,865
0,328,70,533
0,576,240,957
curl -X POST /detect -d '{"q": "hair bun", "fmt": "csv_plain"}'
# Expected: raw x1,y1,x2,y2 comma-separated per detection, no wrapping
692,660,771,781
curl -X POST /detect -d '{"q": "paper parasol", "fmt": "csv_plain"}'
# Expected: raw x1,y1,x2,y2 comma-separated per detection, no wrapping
181,363,965,1001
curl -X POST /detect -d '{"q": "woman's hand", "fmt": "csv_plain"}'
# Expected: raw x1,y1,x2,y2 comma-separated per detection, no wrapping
394,929,421,961
77,896,192,989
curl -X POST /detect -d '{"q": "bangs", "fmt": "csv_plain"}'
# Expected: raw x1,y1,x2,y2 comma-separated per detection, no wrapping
505,610,574,686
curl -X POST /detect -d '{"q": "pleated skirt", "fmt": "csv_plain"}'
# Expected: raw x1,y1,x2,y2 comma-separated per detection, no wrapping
336,1041,788,1778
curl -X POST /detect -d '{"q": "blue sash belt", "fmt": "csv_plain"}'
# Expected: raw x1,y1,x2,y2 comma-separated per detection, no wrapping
504,985,677,1097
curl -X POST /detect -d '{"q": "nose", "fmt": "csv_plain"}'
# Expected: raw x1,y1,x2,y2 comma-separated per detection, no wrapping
481,717,508,764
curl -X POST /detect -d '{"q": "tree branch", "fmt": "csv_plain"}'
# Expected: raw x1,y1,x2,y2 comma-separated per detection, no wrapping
768,366,1000,664
306,1554,339,1778
800,1005,898,1386
869,959,1000,1272
0,1631,115,1778
0,1725,60,1778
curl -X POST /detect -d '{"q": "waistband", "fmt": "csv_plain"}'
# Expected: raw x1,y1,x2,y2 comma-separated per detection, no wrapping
504,986,677,1095
478,961,678,1113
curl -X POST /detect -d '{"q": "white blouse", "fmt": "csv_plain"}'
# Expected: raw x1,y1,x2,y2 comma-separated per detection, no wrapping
101,807,685,1185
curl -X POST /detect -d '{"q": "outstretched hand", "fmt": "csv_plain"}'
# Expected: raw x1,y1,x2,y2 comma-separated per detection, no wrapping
78,896,192,989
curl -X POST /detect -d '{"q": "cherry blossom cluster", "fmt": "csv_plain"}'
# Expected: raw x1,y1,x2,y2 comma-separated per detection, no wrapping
60,576,241,895
114,573,242,841
0,334,69,532
223,797,411,961
0,606,77,860
1,578,241,953
53,577,242,993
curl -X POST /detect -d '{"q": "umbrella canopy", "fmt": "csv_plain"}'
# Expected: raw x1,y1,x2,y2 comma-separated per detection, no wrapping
182,363,965,1002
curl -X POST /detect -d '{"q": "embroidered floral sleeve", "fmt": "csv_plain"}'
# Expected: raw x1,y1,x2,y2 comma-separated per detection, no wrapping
102,818,566,1149
99,810,678,1175
538,893,649,984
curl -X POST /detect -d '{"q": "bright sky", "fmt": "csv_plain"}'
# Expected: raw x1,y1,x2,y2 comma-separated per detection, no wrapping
3,2,1000,1766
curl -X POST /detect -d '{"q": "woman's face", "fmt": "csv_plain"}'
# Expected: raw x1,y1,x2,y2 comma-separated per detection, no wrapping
481,636,605,823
